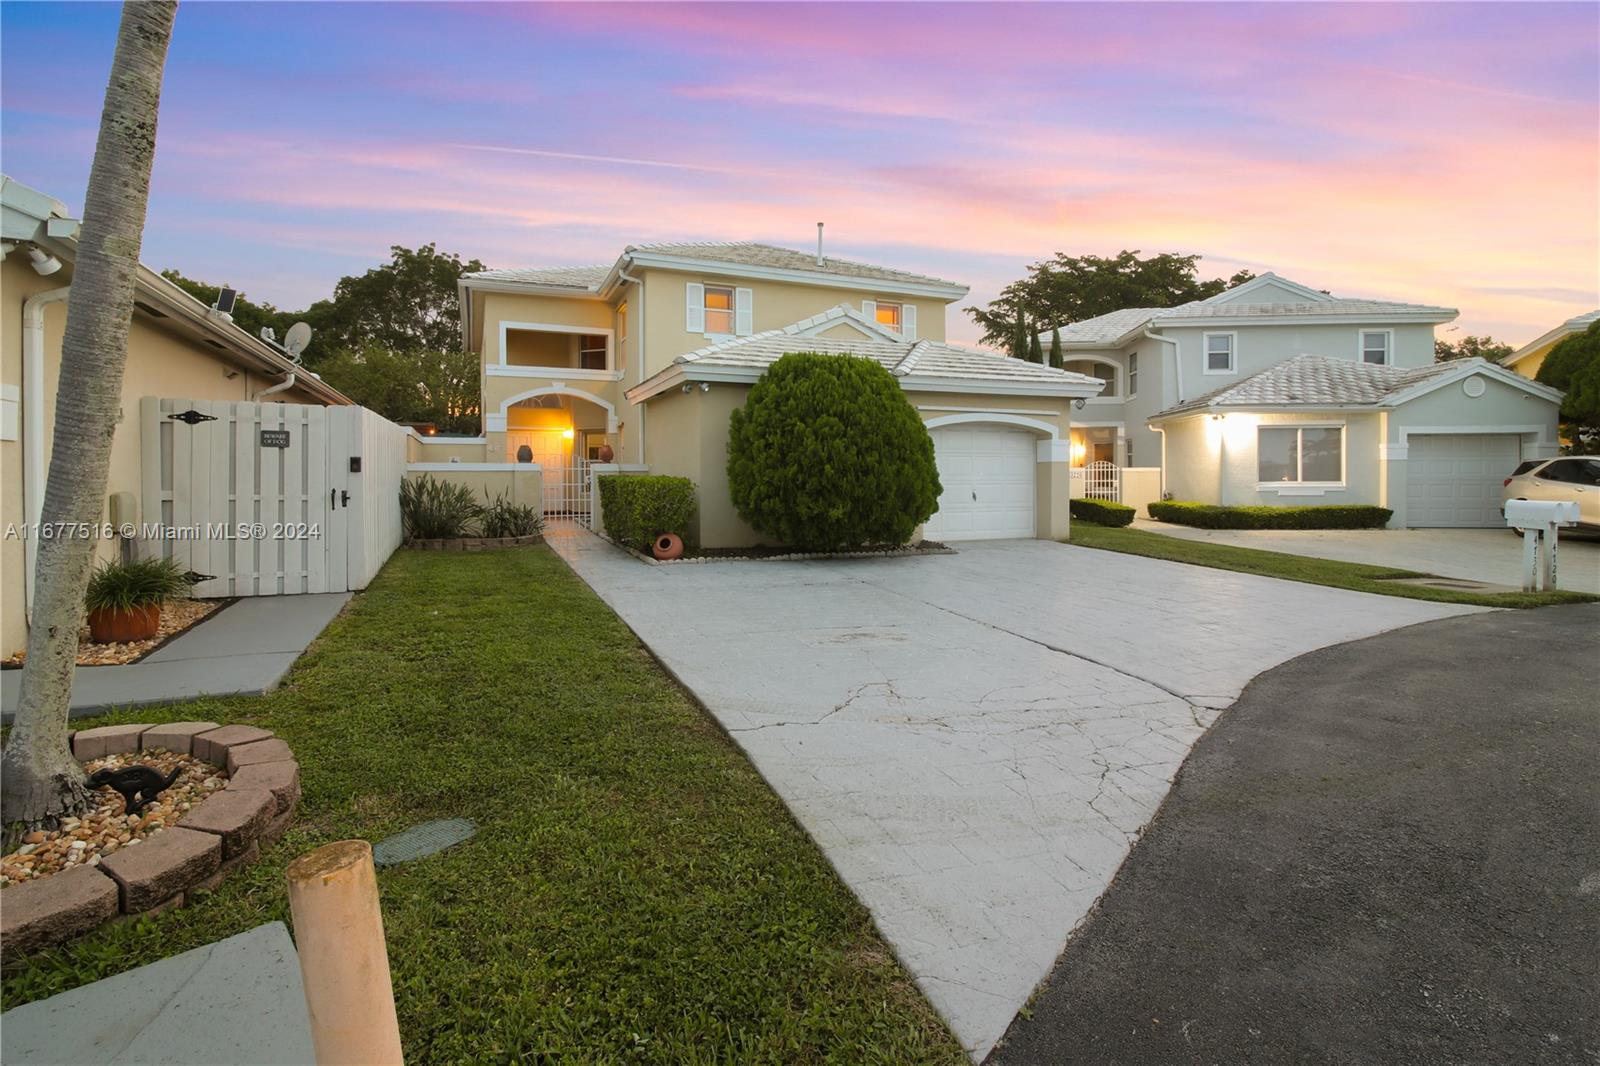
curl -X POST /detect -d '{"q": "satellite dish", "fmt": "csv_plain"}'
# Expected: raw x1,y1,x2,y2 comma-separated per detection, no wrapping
283,322,313,361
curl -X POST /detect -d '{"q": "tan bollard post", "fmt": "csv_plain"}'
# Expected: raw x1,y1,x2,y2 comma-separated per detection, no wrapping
285,840,404,1065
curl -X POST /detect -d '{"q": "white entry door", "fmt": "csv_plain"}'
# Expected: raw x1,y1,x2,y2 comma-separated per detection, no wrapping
1405,433,1520,527
925,425,1036,541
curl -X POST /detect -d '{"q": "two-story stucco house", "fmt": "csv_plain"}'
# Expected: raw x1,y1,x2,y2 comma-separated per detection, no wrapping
450,242,1103,547
1047,273,1564,528
1500,309,1598,381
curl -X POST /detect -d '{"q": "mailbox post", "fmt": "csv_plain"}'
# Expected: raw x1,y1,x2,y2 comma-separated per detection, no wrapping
1504,498,1580,592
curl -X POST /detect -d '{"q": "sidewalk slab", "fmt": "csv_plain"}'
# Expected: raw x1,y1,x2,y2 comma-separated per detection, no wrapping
1,593,349,722
0,921,314,1065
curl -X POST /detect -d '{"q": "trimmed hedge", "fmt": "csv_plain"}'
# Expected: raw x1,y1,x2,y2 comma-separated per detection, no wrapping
1147,500,1393,530
727,352,940,551
598,475,697,553
1069,498,1135,527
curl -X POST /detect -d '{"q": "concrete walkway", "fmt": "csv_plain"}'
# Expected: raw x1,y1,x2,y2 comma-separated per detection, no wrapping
1,593,350,722
1132,520,1600,594
990,604,1600,1065
0,922,314,1064
547,527,1479,1059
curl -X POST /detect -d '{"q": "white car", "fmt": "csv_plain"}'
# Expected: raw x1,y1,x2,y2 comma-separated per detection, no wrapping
1502,456,1600,531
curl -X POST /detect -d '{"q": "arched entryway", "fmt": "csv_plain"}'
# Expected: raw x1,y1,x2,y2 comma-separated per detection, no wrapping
500,387,618,519
921,414,1057,541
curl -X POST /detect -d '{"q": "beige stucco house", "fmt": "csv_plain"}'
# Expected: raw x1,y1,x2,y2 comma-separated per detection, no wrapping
1,175,350,658
1500,309,1598,381
451,241,1104,547
1045,273,1565,528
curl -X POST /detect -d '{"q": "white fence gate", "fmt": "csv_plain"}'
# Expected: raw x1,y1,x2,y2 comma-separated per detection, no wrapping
1083,460,1121,502
545,457,594,528
139,398,406,598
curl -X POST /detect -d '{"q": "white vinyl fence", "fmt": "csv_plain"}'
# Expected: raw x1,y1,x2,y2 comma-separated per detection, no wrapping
139,398,405,598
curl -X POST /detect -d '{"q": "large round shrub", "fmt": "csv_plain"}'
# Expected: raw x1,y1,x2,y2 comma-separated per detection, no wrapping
727,352,941,550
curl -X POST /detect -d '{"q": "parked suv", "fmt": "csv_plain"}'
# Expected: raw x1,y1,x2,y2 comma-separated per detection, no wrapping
1502,456,1600,531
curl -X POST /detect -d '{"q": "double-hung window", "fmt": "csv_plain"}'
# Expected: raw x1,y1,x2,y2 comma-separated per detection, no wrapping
578,335,608,371
1128,352,1138,397
1258,425,1343,484
1360,330,1391,365
703,285,735,335
1204,333,1235,374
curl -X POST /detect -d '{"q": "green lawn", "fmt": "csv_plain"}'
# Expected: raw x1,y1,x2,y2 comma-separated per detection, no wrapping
1067,523,1597,609
3,546,962,1064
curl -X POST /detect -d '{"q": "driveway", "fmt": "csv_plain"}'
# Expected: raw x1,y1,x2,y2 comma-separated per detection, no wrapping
990,603,1600,1066
1132,520,1600,594
547,528,1479,1059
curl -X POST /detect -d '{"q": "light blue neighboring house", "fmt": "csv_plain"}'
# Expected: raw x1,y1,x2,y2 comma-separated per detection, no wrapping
1046,273,1564,528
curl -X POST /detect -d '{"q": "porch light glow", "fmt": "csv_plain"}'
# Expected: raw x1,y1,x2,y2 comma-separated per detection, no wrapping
561,428,575,440
1070,438,1087,465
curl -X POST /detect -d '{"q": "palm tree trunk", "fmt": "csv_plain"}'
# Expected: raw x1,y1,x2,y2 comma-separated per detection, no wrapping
2,2,178,833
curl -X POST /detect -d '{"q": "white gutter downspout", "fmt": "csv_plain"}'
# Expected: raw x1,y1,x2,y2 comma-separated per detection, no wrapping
22,285,72,616
253,372,296,400
617,266,645,462
1143,329,1182,402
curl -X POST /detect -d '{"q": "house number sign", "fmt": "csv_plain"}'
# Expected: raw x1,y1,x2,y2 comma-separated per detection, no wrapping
260,429,291,448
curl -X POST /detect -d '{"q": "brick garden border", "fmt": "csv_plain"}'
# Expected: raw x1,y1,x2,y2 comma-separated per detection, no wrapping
406,532,544,551
1,722,301,958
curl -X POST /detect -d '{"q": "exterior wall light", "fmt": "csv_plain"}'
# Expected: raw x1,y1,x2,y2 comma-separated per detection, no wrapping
27,246,62,276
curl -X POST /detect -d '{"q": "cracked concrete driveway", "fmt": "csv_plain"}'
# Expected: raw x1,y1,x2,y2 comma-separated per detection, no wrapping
547,527,1481,1059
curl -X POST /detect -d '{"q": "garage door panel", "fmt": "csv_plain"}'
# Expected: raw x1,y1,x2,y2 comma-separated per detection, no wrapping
925,425,1037,542
1405,434,1519,528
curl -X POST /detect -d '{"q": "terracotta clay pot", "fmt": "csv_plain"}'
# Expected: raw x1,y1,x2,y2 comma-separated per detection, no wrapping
87,603,161,643
652,533,684,561
596,444,615,463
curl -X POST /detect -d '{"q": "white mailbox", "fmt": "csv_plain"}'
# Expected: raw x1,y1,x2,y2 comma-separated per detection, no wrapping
1504,498,1579,591
1504,498,1580,528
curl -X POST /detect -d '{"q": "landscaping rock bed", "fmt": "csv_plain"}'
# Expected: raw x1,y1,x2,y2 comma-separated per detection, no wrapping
604,534,954,565
1,599,225,669
407,532,544,551
0,722,300,957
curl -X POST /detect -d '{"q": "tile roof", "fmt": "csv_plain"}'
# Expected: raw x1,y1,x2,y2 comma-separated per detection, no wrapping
628,241,965,291
660,304,1104,392
1052,273,1457,347
1152,354,1462,417
464,242,967,294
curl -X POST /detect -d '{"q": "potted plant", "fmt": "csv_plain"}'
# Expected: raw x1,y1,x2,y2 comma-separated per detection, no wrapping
84,557,191,643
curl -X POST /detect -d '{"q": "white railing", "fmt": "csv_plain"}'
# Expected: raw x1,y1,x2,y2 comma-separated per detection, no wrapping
1083,460,1121,502
544,457,594,528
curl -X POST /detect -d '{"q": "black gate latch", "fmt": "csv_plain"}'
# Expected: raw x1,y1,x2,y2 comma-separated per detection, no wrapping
169,409,218,425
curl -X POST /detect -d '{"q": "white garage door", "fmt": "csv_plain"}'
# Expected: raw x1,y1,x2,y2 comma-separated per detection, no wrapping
924,425,1036,541
1405,433,1520,528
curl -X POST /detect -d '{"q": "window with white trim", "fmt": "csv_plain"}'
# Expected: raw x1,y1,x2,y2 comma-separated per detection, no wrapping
617,301,628,343
578,335,608,370
1204,333,1235,373
1258,425,1343,484
1128,352,1138,397
1360,330,1391,365
875,301,902,331
703,285,735,335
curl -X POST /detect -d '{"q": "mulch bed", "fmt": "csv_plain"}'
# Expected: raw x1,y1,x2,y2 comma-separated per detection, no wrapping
608,537,955,564
2,599,224,669
0,749,224,887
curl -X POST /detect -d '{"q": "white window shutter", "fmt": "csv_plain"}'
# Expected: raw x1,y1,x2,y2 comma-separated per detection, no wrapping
901,304,917,341
862,299,877,325
685,283,705,333
735,287,753,336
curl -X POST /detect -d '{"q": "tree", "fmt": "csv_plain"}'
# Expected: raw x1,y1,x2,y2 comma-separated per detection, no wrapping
3,2,178,833
317,344,481,434
727,353,941,550
1011,307,1030,361
1435,334,1514,362
1536,320,1600,453
968,250,1255,347
301,244,485,363
1028,329,1044,365
1049,326,1064,370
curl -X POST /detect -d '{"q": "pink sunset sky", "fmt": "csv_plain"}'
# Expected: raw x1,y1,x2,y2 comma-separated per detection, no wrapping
2,1,1596,346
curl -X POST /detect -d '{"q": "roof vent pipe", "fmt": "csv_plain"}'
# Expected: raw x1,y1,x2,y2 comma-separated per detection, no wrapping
816,222,824,266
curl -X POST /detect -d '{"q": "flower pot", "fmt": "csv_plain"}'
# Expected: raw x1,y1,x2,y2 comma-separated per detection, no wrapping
87,603,161,643
651,533,684,561
596,444,615,463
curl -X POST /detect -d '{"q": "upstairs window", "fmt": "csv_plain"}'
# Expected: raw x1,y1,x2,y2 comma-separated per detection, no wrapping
578,335,608,370
704,285,735,334
1360,330,1392,365
1204,333,1235,374
1128,352,1138,397
862,299,917,340
876,301,902,331
617,301,628,343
